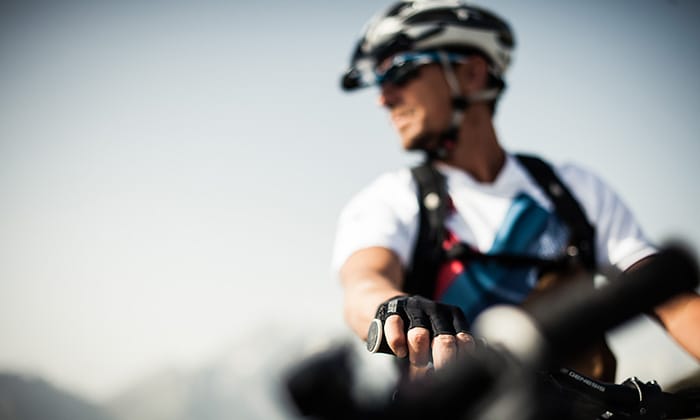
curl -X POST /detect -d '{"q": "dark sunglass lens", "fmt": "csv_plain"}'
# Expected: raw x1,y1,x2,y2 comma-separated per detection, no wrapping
382,63,421,87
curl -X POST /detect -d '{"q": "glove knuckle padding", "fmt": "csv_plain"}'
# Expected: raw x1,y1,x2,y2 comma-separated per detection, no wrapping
451,306,469,334
431,302,456,335
405,296,430,330
376,295,465,338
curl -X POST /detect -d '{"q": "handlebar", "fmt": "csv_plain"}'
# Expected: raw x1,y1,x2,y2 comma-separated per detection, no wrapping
285,243,700,419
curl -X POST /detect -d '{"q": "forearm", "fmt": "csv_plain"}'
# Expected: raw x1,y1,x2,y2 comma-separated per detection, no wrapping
654,291,700,360
339,247,406,340
626,256,700,359
339,248,473,380
343,274,406,340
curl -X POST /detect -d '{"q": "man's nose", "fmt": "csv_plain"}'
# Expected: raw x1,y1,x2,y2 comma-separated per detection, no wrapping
378,83,399,108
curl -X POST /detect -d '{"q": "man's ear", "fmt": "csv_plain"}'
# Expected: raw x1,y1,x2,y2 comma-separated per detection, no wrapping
457,55,490,95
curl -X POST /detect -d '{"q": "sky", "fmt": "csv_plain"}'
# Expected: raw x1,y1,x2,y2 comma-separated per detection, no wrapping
1,0,699,406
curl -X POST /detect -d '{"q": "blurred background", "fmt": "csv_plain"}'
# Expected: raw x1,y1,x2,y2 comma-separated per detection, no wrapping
1,0,699,418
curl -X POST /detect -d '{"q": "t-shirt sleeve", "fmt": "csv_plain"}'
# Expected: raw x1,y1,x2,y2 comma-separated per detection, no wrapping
559,164,657,272
331,170,420,277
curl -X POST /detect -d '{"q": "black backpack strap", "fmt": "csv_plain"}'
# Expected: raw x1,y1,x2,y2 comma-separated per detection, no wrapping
405,156,597,297
404,162,449,297
515,154,597,271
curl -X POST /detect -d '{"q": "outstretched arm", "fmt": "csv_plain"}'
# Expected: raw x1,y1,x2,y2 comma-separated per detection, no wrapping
340,246,473,379
627,257,700,360
340,246,406,344
654,291,700,360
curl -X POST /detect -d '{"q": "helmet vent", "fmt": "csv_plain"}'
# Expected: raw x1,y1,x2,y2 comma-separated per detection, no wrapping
405,9,460,25
385,2,412,17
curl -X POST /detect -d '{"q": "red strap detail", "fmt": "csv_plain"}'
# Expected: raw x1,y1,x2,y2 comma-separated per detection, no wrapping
434,259,464,299
446,194,456,212
434,229,462,299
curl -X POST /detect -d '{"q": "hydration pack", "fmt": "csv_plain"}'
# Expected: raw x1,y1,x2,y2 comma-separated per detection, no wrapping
404,154,597,297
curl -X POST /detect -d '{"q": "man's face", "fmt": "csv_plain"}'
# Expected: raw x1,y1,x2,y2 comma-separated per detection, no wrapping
377,63,453,151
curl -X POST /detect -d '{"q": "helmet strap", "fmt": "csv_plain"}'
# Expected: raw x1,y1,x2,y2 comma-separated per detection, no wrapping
427,52,502,161
428,52,469,161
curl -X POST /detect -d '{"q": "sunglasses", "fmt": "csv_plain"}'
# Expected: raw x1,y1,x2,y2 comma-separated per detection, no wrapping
373,51,468,87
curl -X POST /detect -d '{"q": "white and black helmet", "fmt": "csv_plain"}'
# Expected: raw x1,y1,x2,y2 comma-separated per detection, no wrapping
341,0,515,91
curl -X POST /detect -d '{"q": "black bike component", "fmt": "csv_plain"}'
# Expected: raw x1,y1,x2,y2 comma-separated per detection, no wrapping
664,386,700,418
551,368,641,411
285,243,700,420
523,243,699,364
367,295,469,355
285,345,357,419
403,154,596,300
388,343,527,420
550,368,700,419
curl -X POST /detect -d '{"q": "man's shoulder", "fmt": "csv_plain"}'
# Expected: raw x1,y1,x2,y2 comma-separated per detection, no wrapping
339,167,419,216
513,154,604,186
553,160,609,193
516,155,616,210
355,167,416,198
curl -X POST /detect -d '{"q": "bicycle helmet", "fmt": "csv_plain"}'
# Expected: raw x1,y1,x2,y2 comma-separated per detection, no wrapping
341,0,515,91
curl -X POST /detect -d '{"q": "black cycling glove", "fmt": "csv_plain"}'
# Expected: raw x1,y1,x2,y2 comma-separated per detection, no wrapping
366,295,470,354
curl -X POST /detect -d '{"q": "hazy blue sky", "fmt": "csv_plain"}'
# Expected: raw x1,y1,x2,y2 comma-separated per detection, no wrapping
1,0,699,403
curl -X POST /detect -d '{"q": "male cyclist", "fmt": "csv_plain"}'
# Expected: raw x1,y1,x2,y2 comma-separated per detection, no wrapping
332,0,700,381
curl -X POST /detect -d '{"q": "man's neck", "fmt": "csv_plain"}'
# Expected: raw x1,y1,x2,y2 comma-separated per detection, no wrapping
442,110,505,183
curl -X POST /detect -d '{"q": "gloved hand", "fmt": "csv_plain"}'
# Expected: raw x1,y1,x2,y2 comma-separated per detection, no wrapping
367,295,470,353
366,295,475,379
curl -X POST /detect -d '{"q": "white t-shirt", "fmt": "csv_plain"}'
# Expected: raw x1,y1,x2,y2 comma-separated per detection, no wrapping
332,154,655,279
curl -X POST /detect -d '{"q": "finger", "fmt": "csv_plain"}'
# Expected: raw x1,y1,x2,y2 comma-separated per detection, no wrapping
432,334,458,370
407,326,432,370
455,332,475,356
384,314,407,358
430,303,456,336
407,327,433,380
409,363,433,381
404,297,431,330
451,306,470,334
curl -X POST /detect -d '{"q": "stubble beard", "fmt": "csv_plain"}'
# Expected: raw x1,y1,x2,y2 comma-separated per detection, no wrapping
404,130,442,153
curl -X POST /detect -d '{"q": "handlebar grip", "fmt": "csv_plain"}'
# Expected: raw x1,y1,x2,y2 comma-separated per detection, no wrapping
472,243,699,368
528,243,699,362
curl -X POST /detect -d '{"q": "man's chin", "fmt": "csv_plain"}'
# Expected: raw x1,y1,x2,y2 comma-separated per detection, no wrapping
404,132,439,152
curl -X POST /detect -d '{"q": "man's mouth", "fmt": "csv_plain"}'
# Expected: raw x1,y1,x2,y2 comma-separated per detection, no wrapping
391,109,414,129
